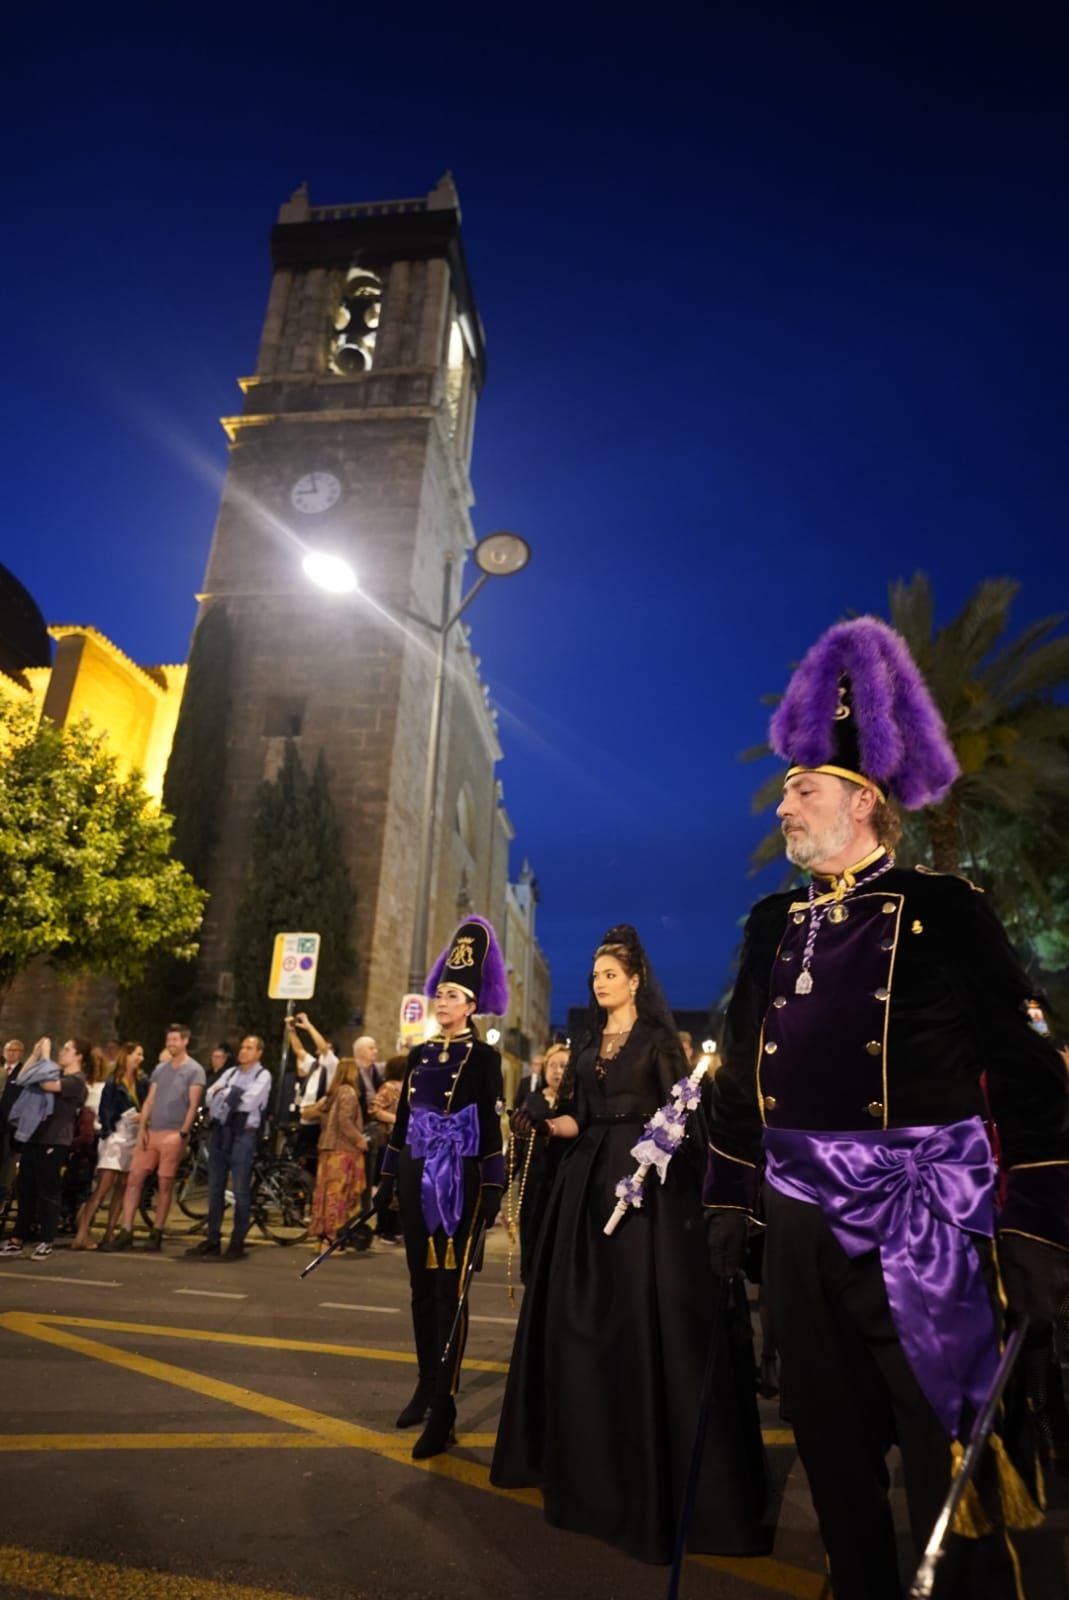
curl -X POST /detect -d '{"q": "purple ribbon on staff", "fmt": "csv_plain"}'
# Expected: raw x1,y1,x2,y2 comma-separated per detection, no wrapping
407,1103,480,1238
764,1118,998,1439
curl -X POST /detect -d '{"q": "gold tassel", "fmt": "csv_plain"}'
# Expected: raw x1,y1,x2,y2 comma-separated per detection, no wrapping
990,1434,1045,1529
425,1236,438,1270
949,1440,993,1538
444,1236,457,1270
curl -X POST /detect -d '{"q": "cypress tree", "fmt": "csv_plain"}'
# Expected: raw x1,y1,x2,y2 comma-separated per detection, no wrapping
231,742,356,1069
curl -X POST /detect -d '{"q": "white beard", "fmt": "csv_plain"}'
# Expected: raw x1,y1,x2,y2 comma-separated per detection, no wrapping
783,801,854,870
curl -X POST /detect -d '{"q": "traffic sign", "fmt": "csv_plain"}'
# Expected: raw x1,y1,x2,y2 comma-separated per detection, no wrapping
399,992,431,1046
268,932,321,999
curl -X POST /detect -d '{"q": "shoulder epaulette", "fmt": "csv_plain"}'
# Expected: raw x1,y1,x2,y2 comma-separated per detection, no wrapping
914,864,984,893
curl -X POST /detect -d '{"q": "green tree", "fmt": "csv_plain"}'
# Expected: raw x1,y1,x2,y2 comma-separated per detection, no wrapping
117,605,232,1039
231,742,356,1068
745,574,1069,1021
0,698,206,1002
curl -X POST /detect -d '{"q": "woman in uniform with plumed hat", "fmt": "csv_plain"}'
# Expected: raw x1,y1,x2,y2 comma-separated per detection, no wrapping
491,923,771,1565
373,916,508,1460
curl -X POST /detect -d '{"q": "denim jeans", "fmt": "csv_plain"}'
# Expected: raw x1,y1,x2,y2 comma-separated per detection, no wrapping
207,1126,256,1246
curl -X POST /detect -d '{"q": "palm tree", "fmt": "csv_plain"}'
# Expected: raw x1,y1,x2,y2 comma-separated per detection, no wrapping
886,573,1069,877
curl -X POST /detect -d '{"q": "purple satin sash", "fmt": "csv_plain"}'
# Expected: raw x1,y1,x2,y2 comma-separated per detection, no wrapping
407,1103,480,1238
764,1118,998,1438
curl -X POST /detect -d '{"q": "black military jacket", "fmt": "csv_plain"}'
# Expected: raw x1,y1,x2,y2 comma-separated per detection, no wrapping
705,864,1069,1247
381,1033,506,1188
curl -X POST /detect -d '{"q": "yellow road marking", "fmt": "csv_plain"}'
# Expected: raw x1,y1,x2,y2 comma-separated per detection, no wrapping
7,1311,509,1371
0,1432,338,1450
0,1544,316,1600
0,1312,818,1598
693,1554,828,1598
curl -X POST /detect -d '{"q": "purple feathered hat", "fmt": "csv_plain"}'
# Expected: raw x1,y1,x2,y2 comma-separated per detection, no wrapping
768,617,959,810
425,915,509,1015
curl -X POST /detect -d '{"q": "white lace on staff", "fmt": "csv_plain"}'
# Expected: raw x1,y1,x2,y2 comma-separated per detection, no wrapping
603,1056,711,1235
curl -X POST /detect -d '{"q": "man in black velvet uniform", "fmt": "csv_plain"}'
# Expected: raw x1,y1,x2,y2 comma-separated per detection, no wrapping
705,617,1069,1599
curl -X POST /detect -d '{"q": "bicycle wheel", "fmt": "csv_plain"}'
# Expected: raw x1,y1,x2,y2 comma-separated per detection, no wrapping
174,1140,211,1224
253,1161,312,1244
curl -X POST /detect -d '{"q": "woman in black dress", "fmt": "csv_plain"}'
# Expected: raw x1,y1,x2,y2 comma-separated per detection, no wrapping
491,925,770,1565
374,916,508,1460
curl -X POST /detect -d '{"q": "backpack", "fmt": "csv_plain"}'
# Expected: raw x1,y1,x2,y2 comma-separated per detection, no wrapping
70,1104,97,1154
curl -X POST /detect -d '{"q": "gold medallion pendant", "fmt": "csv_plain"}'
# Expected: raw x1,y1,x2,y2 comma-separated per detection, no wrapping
438,1047,451,1065
827,904,849,924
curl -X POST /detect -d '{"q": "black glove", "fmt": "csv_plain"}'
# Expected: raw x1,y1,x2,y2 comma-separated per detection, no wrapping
510,1107,534,1136
480,1187,502,1228
372,1176,395,1218
999,1232,1069,1325
706,1208,748,1277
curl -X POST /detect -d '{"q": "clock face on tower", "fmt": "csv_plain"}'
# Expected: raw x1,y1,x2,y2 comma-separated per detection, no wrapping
290,472,342,515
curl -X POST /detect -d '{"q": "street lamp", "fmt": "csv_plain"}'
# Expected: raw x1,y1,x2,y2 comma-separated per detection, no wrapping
304,532,530,993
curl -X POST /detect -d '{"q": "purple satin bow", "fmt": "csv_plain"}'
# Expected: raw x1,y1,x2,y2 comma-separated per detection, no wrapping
765,1119,998,1438
407,1103,480,1238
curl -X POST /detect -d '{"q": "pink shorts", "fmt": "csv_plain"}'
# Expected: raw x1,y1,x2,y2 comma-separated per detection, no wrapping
129,1129,185,1180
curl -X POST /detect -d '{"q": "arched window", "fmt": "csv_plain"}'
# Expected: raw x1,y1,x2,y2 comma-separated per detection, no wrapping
329,268,383,374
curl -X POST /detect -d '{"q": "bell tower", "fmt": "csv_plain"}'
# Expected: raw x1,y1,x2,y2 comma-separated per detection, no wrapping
193,175,503,1044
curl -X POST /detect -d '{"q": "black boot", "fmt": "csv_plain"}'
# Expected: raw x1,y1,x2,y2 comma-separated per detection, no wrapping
395,1381,434,1429
411,1395,456,1460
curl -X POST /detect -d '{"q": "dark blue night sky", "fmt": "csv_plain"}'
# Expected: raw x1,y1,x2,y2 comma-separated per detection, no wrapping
4,4,1068,1016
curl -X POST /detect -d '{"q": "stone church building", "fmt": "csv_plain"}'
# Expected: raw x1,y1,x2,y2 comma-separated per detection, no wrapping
1,177,550,1065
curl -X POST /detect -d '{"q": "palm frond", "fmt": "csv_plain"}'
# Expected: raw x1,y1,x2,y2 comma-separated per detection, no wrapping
750,770,786,816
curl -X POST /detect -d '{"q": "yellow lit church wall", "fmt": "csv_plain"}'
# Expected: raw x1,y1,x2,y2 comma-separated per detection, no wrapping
32,627,186,802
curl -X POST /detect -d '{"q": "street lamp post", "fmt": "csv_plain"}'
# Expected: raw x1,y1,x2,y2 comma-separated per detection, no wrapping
303,531,530,996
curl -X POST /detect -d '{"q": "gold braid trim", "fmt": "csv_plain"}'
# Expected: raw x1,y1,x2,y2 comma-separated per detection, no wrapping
949,1439,992,1537
990,1434,1045,1529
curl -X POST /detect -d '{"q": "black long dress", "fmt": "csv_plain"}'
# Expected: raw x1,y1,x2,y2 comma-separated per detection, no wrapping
491,1022,771,1565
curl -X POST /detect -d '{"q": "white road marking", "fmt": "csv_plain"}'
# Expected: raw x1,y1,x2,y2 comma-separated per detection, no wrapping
319,1302,399,1314
469,1314,518,1325
0,1272,120,1287
173,1288,248,1300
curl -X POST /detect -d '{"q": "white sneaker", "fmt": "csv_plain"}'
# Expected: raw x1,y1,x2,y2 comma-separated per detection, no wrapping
0,1239,24,1256
31,1243,53,1260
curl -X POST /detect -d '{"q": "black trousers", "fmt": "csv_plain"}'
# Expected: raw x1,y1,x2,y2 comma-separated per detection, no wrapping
398,1150,481,1396
15,1144,66,1244
764,1186,1021,1600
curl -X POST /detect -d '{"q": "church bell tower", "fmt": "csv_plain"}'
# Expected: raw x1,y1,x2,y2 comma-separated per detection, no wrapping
194,175,499,1044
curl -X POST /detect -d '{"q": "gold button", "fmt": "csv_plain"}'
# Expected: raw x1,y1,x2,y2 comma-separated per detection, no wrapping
780,952,794,962
865,1040,882,1056
866,1101,884,1119
764,1041,778,1055
882,901,896,914
828,904,849,924
773,996,787,1009
874,987,889,1001
764,1096,778,1111
793,911,805,924
911,919,924,934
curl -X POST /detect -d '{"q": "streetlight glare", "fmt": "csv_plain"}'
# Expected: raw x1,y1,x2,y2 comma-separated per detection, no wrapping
302,550,358,594
474,531,530,578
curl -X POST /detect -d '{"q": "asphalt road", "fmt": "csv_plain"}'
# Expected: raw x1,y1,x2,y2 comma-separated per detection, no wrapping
0,1225,1065,1600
